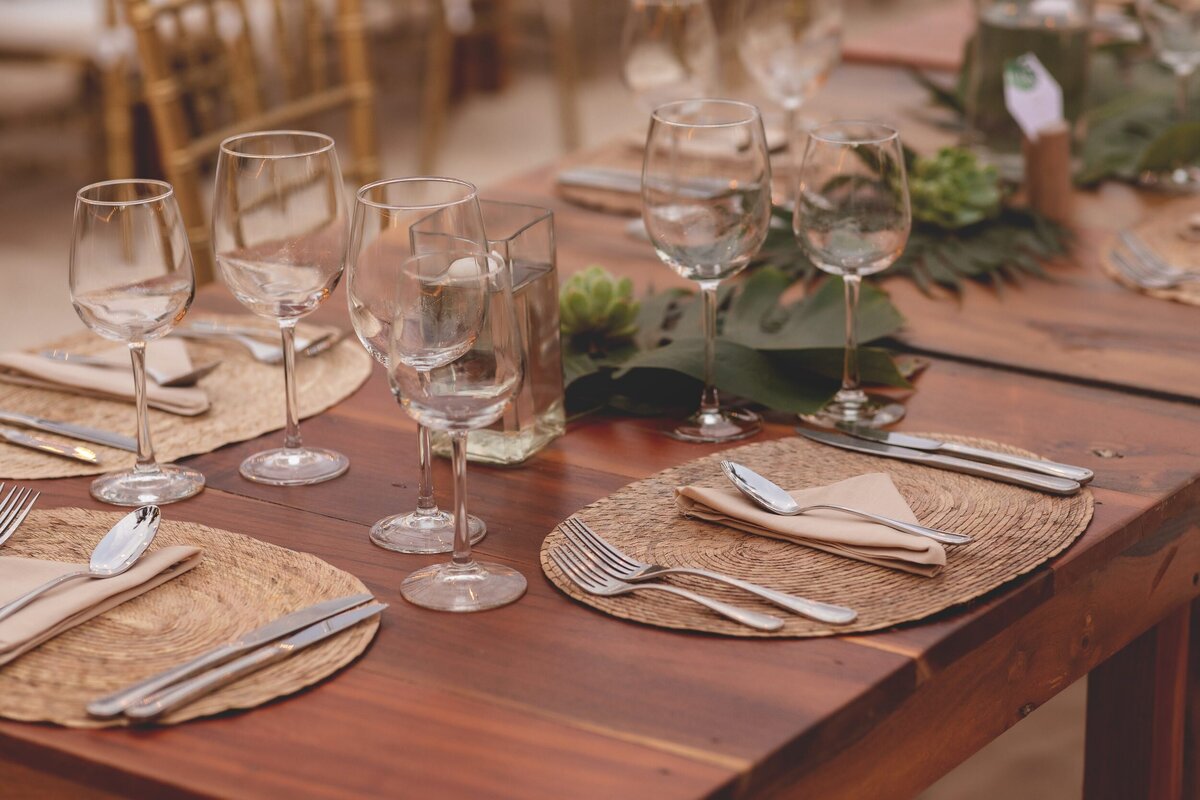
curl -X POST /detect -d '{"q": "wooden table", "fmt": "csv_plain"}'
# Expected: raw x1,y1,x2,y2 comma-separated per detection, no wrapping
3,68,1199,799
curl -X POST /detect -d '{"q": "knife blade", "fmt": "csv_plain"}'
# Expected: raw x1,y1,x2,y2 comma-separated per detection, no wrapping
835,425,1094,484
87,592,375,718
0,410,136,453
556,167,733,199
124,602,386,721
797,429,1082,495
0,425,100,463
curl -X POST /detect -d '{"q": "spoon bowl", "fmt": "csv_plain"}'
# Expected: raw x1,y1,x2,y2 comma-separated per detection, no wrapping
0,505,161,623
719,461,972,546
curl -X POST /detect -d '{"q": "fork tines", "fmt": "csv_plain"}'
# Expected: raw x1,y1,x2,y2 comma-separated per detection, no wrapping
0,483,39,546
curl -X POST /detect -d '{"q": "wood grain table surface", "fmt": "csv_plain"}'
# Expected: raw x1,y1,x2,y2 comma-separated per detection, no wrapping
3,69,1199,800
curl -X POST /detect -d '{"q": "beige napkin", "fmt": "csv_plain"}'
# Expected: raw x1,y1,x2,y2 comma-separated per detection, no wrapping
0,545,203,666
0,339,209,416
675,473,946,577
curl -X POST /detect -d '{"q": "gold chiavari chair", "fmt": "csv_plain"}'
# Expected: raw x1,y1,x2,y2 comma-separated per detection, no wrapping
122,0,380,283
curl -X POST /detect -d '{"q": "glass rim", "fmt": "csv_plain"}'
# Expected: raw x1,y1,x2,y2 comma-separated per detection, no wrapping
219,130,336,160
76,178,174,207
355,177,480,211
808,120,900,146
397,249,504,284
650,98,762,129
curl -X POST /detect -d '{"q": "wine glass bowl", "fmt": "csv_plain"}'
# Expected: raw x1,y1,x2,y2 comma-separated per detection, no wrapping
346,177,489,554
1137,0,1200,188
793,121,911,429
620,0,719,111
642,99,772,443
70,179,205,506
388,252,526,613
212,130,350,486
736,0,842,114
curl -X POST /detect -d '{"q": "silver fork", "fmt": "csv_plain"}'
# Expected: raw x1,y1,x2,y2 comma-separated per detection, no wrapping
0,483,39,547
173,328,336,364
1116,231,1200,287
561,517,857,624
548,540,785,631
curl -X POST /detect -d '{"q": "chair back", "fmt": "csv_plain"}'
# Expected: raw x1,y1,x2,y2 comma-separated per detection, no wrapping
123,0,379,282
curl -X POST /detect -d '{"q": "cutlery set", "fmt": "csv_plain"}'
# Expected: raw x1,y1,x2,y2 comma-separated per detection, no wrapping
1110,230,1200,290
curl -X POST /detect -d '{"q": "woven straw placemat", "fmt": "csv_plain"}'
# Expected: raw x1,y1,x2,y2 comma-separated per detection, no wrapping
0,313,372,480
540,434,1093,637
1100,199,1200,306
0,507,378,727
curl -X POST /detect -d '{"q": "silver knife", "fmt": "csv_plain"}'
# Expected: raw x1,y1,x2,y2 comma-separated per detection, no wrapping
0,410,136,453
0,425,100,463
556,167,733,199
836,425,1094,484
124,602,387,721
797,429,1082,495
87,592,375,718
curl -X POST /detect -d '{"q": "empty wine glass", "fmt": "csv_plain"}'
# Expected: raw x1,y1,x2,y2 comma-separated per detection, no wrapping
347,177,488,554
1138,0,1200,188
642,99,773,442
737,0,842,199
70,179,205,505
388,251,525,612
621,0,719,111
212,131,349,485
793,121,911,428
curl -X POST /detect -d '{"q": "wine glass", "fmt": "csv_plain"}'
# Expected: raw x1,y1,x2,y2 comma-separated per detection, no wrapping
70,179,205,505
736,0,842,199
620,0,719,111
1138,0,1200,188
792,121,911,429
642,99,773,442
388,251,525,612
346,177,489,554
212,131,349,485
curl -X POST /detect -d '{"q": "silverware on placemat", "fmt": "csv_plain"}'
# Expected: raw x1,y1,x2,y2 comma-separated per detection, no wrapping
0,483,38,547
0,426,100,463
556,167,732,199
0,410,136,453
832,425,1094,483
39,350,222,388
173,324,340,364
124,602,387,721
549,537,785,631
1114,230,1200,289
560,516,856,624
0,505,159,624
797,429,1082,495
720,460,972,546
87,592,376,718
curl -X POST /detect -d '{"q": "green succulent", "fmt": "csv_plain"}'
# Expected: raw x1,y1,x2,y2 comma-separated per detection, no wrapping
560,265,640,347
909,147,1003,230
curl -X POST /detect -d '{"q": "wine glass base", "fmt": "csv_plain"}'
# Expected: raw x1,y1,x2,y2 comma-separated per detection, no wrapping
239,447,349,486
800,398,905,430
1139,167,1200,194
90,464,205,506
669,408,761,443
369,511,486,554
401,560,526,612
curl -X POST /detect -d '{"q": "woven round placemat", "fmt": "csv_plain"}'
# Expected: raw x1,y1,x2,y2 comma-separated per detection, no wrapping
1100,199,1200,306
0,507,378,727
0,313,372,480
540,434,1093,637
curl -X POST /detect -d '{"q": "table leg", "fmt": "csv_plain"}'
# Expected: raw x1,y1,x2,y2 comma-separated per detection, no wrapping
1084,602,1191,800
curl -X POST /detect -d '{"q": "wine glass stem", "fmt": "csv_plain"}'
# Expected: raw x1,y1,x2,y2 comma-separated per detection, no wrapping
450,432,473,567
699,282,720,414
280,322,302,450
841,274,862,394
415,424,439,515
128,342,157,472
1176,66,1194,119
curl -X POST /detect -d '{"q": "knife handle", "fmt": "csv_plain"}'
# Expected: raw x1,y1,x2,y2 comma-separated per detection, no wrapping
87,643,241,718
932,453,1081,495
125,643,288,720
940,442,1094,484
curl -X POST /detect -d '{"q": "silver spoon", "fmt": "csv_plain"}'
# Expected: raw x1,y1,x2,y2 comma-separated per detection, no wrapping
720,461,972,546
0,505,161,624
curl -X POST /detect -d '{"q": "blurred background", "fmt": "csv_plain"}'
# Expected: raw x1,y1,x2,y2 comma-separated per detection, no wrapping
0,1,1083,796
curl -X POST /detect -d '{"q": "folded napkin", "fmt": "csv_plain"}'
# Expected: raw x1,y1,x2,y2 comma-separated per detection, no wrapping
0,545,203,666
675,473,946,577
0,339,209,416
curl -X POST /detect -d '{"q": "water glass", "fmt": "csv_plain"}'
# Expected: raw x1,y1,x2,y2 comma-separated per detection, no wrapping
70,179,205,505
620,0,718,110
